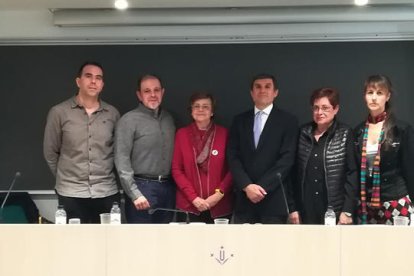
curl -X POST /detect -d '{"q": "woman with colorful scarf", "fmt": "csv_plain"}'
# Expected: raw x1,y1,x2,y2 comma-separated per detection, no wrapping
172,92,233,223
355,75,414,224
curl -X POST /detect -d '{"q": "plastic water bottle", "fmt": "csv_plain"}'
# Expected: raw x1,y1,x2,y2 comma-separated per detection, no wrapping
110,202,121,224
324,206,336,226
55,205,67,224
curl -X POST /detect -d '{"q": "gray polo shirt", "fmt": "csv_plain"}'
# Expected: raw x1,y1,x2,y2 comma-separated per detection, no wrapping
114,103,175,201
43,96,120,198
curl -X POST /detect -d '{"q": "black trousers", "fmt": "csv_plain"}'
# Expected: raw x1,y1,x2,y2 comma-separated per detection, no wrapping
57,193,120,224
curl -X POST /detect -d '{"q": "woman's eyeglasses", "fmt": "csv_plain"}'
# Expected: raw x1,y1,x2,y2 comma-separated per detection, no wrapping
311,105,333,113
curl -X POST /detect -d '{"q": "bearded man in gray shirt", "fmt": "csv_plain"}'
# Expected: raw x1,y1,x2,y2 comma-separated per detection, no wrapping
43,61,120,223
115,74,176,223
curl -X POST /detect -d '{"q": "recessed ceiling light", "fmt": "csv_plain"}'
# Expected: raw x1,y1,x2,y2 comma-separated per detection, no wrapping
114,0,129,10
355,0,369,6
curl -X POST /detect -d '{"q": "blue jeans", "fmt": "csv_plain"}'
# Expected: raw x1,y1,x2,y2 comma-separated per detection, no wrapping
125,177,175,224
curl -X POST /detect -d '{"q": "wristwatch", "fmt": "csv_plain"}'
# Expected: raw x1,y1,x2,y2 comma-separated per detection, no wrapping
215,188,224,196
343,212,352,217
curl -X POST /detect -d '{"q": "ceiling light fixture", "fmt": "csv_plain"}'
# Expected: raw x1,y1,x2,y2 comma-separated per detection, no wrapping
114,0,129,10
354,0,369,6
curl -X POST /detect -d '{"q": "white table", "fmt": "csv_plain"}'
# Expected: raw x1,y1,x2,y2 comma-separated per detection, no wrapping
0,224,411,276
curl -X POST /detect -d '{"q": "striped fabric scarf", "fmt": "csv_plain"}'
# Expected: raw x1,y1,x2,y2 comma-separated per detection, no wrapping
360,112,386,224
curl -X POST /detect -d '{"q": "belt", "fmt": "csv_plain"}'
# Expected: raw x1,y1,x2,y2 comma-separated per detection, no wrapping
134,174,171,181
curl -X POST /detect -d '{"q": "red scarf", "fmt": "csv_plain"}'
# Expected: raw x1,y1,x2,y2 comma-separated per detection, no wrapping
190,122,215,173
368,111,387,124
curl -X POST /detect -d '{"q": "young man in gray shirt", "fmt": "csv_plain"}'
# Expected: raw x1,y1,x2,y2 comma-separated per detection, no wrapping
43,61,120,223
115,74,176,223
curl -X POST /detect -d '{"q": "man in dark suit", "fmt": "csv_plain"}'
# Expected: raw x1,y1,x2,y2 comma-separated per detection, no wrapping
227,73,298,224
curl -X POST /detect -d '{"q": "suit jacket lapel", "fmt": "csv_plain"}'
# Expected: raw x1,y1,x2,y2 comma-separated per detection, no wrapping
246,110,256,150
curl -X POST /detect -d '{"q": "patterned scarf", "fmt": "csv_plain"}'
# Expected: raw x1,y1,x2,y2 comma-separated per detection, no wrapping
190,122,215,174
360,112,386,224
368,112,387,124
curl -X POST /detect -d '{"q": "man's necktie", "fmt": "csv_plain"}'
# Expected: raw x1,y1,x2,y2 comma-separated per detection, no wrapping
254,111,263,148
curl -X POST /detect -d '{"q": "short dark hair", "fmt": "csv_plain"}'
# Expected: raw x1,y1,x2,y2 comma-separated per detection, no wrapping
77,61,104,78
188,92,216,113
137,74,164,91
250,73,278,90
310,87,340,107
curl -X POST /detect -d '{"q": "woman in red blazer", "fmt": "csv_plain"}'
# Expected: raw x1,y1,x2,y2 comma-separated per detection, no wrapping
172,92,233,223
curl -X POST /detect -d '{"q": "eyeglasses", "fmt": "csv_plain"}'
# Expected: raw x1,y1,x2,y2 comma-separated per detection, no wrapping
192,104,212,110
311,105,333,113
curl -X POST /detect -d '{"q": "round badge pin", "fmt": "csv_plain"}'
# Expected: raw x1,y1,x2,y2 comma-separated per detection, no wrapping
212,149,218,156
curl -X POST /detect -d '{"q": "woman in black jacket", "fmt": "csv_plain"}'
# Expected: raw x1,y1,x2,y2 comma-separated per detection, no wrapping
290,88,358,225
355,75,414,225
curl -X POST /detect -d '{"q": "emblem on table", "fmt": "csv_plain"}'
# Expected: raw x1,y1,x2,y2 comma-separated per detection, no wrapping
210,246,234,265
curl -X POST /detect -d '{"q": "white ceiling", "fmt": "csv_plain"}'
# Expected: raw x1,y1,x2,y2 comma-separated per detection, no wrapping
1,0,414,44
1,0,414,10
